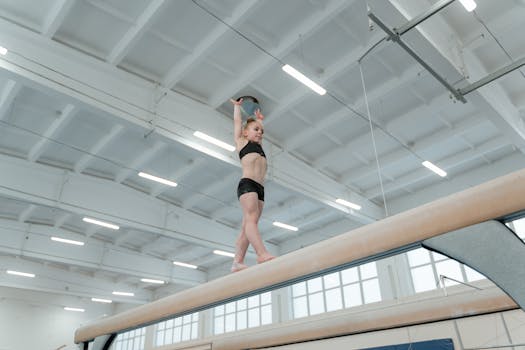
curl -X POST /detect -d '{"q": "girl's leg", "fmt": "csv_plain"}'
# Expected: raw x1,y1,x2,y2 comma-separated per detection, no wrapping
239,192,274,262
232,217,250,272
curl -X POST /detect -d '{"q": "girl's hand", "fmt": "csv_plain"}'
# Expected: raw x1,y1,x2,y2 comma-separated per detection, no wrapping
255,109,264,121
230,98,243,106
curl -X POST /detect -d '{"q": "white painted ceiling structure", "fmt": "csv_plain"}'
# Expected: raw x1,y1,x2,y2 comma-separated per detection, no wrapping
0,0,524,307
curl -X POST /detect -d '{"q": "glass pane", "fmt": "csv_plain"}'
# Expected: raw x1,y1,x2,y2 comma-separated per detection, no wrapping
465,265,486,282
214,316,224,334
174,317,182,326
164,328,173,345
225,313,236,332
192,313,199,321
325,288,343,312
407,248,430,266
237,310,247,330
261,291,272,305
360,262,377,279
293,296,308,318
156,331,164,347
323,272,340,289
191,322,198,339
183,314,192,324
261,304,272,325
181,324,191,341
248,295,259,308
133,338,139,350
363,278,381,303
166,319,173,328
436,259,463,286
512,217,525,238
225,301,236,314
214,305,224,316
307,277,323,293
308,292,325,315
341,267,359,284
248,308,260,327
237,298,247,310
292,282,306,296
343,283,362,308
173,327,182,342
411,265,437,292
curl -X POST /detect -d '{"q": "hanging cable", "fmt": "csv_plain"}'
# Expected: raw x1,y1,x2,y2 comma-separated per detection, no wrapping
359,63,389,216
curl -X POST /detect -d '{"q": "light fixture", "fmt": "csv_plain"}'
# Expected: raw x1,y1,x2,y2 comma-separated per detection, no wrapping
193,131,235,152
51,236,85,246
138,172,177,187
6,270,35,278
213,249,235,258
112,291,134,296
422,161,447,177
173,261,198,269
64,307,85,312
282,64,326,95
272,221,298,231
0,46,7,55
458,0,476,12
140,278,165,284
91,298,112,303
83,217,119,230
335,198,362,210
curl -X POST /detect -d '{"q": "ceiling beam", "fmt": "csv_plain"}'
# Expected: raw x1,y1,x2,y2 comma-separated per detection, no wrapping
0,79,22,121
208,0,356,108
162,0,260,88
41,0,76,38
107,0,169,65
0,217,206,286
0,16,383,224
27,104,77,162
74,124,123,173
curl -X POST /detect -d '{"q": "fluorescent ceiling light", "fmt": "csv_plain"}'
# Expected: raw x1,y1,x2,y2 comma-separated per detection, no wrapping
173,261,198,269
91,298,112,303
6,270,35,278
0,46,7,55
194,131,235,152
83,217,119,230
140,278,165,284
51,236,85,246
273,221,298,231
112,291,134,296
282,64,326,95
213,249,235,258
138,172,177,187
335,198,362,210
458,0,476,12
422,161,447,177
64,307,85,312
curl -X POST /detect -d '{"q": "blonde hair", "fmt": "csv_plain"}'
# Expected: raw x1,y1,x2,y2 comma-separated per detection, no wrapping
243,117,257,130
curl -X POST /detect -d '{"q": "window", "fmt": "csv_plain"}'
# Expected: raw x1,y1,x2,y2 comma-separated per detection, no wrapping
407,248,485,293
155,312,199,346
213,292,272,334
112,328,145,350
290,261,381,319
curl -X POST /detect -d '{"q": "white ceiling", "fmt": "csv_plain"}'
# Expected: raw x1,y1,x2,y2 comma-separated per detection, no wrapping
0,0,524,306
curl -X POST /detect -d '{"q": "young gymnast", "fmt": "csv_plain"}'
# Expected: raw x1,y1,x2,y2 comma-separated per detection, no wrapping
230,96,275,272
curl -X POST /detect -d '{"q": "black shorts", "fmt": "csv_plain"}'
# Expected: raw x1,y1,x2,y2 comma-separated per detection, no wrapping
237,178,265,201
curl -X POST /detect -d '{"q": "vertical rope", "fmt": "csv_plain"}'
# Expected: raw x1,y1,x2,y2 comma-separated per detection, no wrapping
359,63,389,217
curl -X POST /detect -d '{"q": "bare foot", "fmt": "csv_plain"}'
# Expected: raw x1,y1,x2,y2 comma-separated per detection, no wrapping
256,255,276,264
231,262,248,273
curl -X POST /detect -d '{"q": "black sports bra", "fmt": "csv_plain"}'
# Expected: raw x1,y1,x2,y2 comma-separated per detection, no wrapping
239,141,266,159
